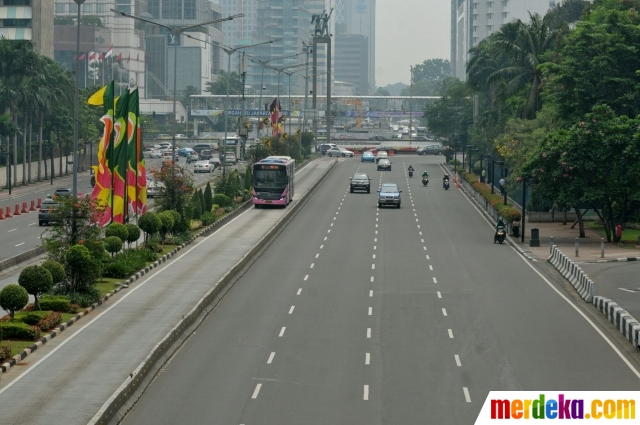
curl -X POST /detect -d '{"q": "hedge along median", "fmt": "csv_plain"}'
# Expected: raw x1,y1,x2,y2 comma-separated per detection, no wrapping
89,159,337,425
458,170,522,224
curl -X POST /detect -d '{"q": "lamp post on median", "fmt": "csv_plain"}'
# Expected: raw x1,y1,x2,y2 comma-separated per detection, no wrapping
470,148,479,174
1,144,10,195
111,9,242,202
481,154,491,183
72,0,86,201
494,160,507,205
463,145,471,174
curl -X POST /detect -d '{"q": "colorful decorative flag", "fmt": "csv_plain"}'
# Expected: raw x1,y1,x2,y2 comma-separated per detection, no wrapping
87,85,107,106
99,52,105,60
90,81,115,227
269,98,283,136
115,52,122,62
105,46,113,58
78,53,86,60
89,52,95,62
112,91,130,224
126,89,147,217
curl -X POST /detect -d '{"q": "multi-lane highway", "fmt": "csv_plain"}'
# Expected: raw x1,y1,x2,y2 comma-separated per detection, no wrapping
0,158,221,262
120,155,640,424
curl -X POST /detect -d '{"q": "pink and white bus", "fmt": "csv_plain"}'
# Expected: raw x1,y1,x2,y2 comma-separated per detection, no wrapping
251,156,295,207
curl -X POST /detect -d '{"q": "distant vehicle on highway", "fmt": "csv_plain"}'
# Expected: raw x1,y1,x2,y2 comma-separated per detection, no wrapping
377,183,402,208
318,143,337,154
361,151,375,163
53,188,72,199
178,147,195,157
199,149,213,160
39,198,60,226
148,149,162,158
175,134,187,139
162,151,178,162
224,152,237,164
192,144,216,153
377,158,392,171
327,147,354,157
349,173,371,193
375,151,388,163
252,156,295,207
417,144,443,155
146,180,164,198
194,160,213,173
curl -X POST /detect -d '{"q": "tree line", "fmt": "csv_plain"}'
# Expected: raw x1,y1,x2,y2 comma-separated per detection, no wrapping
422,0,640,242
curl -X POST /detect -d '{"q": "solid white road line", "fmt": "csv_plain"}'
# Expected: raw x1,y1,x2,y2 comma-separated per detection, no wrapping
448,329,454,338
289,306,295,314
267,352,275,364
279,327,286,337
442,308,448,316
455,355,461,367
429,265,433,271
297,288,302,295
252,384,262,399
28,223,35,226
369,290,373,297
365,353,370,365
463,387,471,403
433,277,438,283
367,328,371,338
304,275,309,281
437,291,442,298
368,307,372,315
15,242,24,247
364,385,369,401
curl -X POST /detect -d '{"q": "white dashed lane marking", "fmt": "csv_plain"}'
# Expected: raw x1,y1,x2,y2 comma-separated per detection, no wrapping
448,329,454,338
367,328,371,338
279,327,286,337
442,308,448,316
252,384,262,399
455,355,461,366
437,291,442,298
267,352,275,364
297,288,302,295
463,387,471,403
289,306,295,314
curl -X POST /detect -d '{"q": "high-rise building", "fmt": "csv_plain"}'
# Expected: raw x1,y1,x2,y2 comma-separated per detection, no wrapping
211,0,258,72
335,33,367,94
1,0,54,58
334,0,374,93
307,0,335,96
451,0,551,80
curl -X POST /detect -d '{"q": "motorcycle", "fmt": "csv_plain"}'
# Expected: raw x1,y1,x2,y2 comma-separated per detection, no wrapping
495,225,506,244
422,177,429,186
90,170,96,187
408,169,414,178
443,179,450,190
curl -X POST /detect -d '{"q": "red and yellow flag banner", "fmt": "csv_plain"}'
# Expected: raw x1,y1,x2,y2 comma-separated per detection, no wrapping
90,81,115,227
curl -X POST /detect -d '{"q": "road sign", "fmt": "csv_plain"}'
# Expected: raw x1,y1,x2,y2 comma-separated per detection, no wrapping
167,32,180,46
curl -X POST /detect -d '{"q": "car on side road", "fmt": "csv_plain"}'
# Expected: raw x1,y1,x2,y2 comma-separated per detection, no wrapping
377,183,402,208
224,152,238,164
318,143,338,154
148,149,162,158
194,160,213,173
53,188,72,199
199,149,212,160
350,173,371,193
361,151,375,162
327,147,354,157
39,198,60,226
162,150,178,162
417,144,443,155
375,150,388,163
146,180,165,198
193,143,216,153
209,157,222,168
377,158,392,171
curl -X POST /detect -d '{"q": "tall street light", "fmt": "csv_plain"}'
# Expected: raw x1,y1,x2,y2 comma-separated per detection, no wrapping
183,35,277,177
111,9,242,184
73,0,86,200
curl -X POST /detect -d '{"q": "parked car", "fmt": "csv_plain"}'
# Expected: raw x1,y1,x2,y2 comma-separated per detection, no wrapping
377,158,392,171
175,134,187,139
349,173,371,193
178,147,195,157
377,183,402,208
148,149,162,158
224,152,237,164
375,151,389,163
327,147,354,157
39,198,60,226
361,151,375,163
417,144,443,155
186,152,200,163
194,160,213,173
162,151,178,161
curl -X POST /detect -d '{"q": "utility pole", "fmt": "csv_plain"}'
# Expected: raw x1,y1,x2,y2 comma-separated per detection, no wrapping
409,65,413,144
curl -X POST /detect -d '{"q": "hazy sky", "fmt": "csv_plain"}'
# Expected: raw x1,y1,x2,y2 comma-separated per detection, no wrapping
375,0,450,87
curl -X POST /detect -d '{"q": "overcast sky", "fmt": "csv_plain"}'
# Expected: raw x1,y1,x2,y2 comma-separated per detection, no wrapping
375,0,450,87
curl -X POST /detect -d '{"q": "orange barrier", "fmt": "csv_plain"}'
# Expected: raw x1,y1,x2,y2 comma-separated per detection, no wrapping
36,197,42,209
388,149,395,156
29,200,36,211
14,204,21,215
0,208,4,220
5,206,12,218
21,202,29,213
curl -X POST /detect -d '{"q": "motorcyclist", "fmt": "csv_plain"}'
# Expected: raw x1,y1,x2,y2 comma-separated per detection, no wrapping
494,217,506,243
443,173,450,185
186,152,193,164
408,165,414,176
422,171,429,179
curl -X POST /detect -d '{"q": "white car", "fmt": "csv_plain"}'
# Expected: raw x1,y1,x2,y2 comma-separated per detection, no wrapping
375,150,389,163
162,151,178,161
148,149,162,158
175,134,187,139
209,157,221,168
194,160,213,173
327,147,354,157
146,180,165,198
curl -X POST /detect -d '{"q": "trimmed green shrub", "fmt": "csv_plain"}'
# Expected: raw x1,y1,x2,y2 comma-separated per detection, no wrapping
201,212,215,226
167,210,181,233
105,236,123,257
66,244,97,293
15,311,49,326
36,311,62,332
212,194,231,208
189,192,202,220
138,211,161,243
18,265,53,310
68,287,100,308
39,296,71,313
464,171,522,223
41,260,65,285
0,285,29,320
105,222,129,242
157,211,175,243
198,189,206,215
125,224,141,248
103,249,158,279
0,321,40,340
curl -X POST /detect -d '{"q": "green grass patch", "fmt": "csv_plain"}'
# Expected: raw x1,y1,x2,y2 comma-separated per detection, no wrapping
61,313,76,322
587,222,640,246
95,279,120,296
2,340,35,358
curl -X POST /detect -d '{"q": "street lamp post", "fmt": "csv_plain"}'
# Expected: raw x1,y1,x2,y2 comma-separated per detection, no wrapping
409,65,413,143
112,9,242,198
1,145,10,195
73,0,86,200
481,154,491,183
470,148,478,174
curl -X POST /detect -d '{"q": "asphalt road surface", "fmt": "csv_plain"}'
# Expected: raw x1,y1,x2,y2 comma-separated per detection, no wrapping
0,157,221,262
581,262,640,320
121,156,640,425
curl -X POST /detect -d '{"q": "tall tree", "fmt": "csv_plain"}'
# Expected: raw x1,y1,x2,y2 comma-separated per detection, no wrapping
412,59,451,83
205,71,243,96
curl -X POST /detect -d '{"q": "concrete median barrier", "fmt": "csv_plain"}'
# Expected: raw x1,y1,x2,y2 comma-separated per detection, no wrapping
548,245,595,302
0,246,47,273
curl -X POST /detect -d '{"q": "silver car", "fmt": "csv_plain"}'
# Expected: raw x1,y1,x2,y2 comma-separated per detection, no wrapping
377,183,402,208
377,158,391,171
194,160,212,173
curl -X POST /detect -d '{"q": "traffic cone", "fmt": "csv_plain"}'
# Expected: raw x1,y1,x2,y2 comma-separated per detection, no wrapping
0,208,4,220
14,204,21,215
36,197,42,209
21,202,29,213
29,200,36,211
6,206,13,217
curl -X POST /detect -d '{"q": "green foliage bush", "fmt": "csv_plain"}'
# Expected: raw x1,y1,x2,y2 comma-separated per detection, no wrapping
18,265,53,310
41,260,65,285
201,212,215,226
204,182,213,212
198,189,206,215
157,211,175,243
167,210,181,232
105,236,123,257
138,212,161,243
36,311,63,332
16,311,49,326
39,295,71,313
0,321,40,340
212,194,231,208
105,222,129,242
125,224,141,247
464,172,522,222
0,285,29,320
103,249,158,279
68,287,100,308
66,244,97,293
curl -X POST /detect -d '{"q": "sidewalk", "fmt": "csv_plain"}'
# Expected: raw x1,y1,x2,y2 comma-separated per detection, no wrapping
511,218,639,263
0,171,90,202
